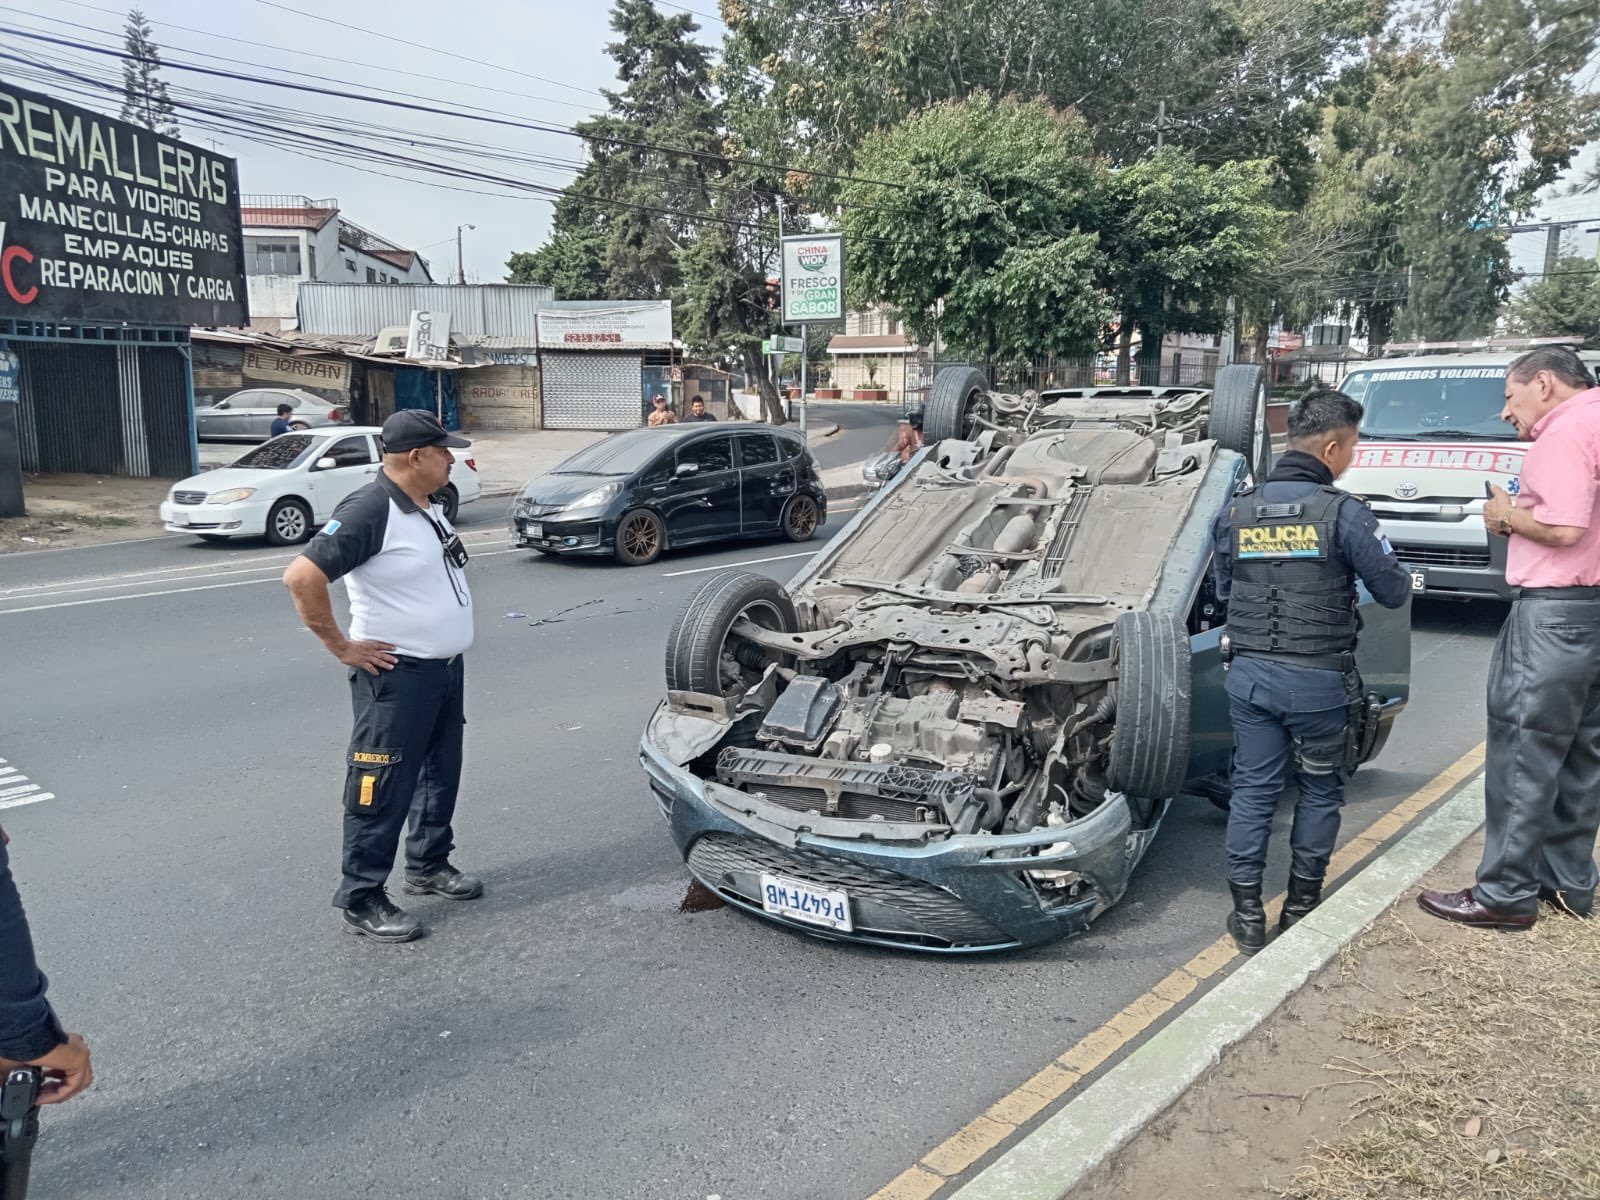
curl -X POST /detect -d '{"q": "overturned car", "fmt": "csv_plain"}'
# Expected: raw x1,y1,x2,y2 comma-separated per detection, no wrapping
640,365,1411,952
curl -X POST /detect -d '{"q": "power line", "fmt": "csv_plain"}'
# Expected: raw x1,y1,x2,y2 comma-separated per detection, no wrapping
1,25,909,190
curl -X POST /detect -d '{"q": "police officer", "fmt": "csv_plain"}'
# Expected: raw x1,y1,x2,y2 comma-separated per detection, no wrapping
282,410,482,944
1211,386,1410,954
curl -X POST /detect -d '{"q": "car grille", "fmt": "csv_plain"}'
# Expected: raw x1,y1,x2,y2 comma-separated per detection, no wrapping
752,783,932,824
687,832,1007,949
518,502,565,518
1393,543,1492,569
173,491,207,506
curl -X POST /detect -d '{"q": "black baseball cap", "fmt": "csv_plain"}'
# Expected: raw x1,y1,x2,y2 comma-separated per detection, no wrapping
381,410,471,453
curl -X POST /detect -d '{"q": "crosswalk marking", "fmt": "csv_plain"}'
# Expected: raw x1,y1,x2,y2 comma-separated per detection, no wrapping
0,756,54,811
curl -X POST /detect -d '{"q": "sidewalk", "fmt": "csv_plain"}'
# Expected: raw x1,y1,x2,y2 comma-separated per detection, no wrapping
1071,823,1599,1200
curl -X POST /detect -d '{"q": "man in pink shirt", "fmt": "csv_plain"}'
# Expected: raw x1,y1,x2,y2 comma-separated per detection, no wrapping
1420,346,1600,928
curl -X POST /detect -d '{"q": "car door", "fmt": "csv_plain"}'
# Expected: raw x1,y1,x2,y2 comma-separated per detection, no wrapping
663,433,741,543
305,434,380,520
199,393,250,440
735,431,796,532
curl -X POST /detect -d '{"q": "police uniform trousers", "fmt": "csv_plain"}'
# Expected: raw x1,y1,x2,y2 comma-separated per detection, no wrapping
1224,655,1352,885
335,655,465,908
1476,588,1600,914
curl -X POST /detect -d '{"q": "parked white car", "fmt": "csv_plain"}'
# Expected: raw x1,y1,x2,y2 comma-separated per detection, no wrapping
161,425,480,545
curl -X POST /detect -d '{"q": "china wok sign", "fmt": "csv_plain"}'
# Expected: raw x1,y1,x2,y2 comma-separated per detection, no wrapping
780,233,844,323
0,81,248,326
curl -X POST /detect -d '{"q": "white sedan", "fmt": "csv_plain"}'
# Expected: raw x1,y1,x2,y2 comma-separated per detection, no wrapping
161,425,480,545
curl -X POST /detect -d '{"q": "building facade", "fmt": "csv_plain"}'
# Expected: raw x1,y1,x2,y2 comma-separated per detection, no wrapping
240,197,434,332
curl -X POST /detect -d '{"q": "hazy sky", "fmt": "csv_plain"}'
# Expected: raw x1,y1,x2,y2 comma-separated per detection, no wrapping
5,0,727,283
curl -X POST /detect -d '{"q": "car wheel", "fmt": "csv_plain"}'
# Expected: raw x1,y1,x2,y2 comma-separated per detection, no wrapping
289,420,310,432
433,484,459,524
781,494,821,542
615,509,665,565
265,497,313,546
1107,610,1193,801
1209,364,1270,482
665,570,797,696
926,366,990,443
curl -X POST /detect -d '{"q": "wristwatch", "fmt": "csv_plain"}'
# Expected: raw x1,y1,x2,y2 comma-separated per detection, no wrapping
1498,499,1514,536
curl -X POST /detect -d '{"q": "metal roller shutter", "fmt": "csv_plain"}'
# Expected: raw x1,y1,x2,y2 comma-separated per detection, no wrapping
540,352,642,430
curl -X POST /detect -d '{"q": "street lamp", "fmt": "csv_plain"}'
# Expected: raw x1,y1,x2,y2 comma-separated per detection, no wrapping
456,223,476,285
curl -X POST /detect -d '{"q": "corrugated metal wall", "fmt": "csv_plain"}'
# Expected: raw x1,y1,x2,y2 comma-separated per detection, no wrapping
16,342,192,478
297,284,552,336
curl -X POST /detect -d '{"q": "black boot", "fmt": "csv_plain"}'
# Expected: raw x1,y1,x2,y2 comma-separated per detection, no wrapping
341,891,423,942
1279,873,1324,931
1227,881,1267,955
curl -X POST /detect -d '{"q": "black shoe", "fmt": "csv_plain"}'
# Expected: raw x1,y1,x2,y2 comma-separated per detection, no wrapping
342,892,422,942
403,865,484,901
1279,873,1324,932
1227,881,1267,955
1539,885,1593,918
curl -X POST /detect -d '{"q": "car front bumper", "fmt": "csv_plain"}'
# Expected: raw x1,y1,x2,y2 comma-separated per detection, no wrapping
509,512,611,554
639,710,1146,953
159,499,270,536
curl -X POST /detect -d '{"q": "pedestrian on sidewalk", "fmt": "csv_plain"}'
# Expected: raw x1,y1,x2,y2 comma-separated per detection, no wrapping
683,396,717,422
1211,386,1410,954
1420,347,1600,930
282,410,484,944
270,404,294,438
647,394,677,427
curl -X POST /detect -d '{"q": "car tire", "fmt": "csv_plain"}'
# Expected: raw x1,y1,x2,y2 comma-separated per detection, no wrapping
289,420,310,432
665,570,798,696
780,494,822,542
265,497,313,546
1209,364,1270,481
434,484,459,524
614,509,665,566
1107,610,1193,801
926,366,990,443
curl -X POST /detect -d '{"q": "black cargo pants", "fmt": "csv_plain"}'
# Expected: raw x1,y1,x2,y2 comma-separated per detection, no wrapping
334,655,465,909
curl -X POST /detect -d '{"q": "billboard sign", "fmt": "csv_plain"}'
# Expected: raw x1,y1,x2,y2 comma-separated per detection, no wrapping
780,234,844,323
406,309,451,361
535,302,672,348
0,80,248,327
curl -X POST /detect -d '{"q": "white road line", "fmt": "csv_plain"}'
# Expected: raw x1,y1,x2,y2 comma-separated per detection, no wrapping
0,793,53,811
661,551,817,578
0,577,278,615
0,782,40,800
7,563,289,603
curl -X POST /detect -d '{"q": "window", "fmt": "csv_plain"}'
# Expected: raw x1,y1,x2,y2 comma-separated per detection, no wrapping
233,435,318,470
678,435,735,474
344,258,356,272
775,434,804,461
737,433,779,468
366,266,378,283
243,237,303,276
322,436,375,468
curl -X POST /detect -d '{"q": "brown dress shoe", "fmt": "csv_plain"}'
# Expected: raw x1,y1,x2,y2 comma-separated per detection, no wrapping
1416,887,1535,931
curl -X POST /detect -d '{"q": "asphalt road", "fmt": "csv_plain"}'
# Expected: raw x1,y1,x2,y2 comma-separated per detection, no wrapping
804,400,903,471
0,494,1503,1200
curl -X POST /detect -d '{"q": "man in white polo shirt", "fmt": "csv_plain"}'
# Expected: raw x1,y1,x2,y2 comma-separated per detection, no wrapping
282,410,481,943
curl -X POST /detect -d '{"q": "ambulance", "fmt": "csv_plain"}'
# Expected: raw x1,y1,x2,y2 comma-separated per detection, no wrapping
1335,341,1600,601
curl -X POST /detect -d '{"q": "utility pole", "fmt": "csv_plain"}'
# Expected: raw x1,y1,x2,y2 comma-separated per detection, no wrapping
1155,100,1166,149
455,223,475,285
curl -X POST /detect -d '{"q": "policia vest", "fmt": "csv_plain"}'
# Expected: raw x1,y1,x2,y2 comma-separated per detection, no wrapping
1225,485,1358,663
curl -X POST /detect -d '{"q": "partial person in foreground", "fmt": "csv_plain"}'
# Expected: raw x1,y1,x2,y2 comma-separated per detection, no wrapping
0,829,92,1104
282,410,483,944
1420,347,1600,929
1211,386,1410,954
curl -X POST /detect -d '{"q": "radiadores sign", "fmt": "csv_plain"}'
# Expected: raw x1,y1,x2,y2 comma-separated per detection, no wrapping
780,233,844,323
0,81,248,326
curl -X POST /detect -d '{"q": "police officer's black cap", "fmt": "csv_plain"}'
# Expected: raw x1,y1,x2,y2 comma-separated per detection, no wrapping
380,410,471,453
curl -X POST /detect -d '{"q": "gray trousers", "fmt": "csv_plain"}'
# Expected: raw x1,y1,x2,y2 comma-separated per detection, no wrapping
1476,591,1600,913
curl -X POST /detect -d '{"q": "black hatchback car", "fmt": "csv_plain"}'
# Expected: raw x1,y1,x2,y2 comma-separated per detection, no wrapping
509,423,828,565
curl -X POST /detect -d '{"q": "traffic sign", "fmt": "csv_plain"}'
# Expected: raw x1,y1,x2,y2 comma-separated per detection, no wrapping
762,336,805,354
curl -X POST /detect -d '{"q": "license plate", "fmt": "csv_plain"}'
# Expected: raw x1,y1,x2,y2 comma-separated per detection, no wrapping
759,872,852,932
528,522,543,539
1410,570,1426,593
170,512,189,526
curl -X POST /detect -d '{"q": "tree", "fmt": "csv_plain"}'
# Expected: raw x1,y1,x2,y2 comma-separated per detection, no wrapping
1505,254,1600,344
504,0,718,300
120,9,179,137
839,98,1112,369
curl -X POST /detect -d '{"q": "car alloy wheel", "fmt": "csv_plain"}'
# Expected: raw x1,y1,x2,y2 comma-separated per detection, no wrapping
783,495,820,542
266,498,312,545
615,510,664,565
